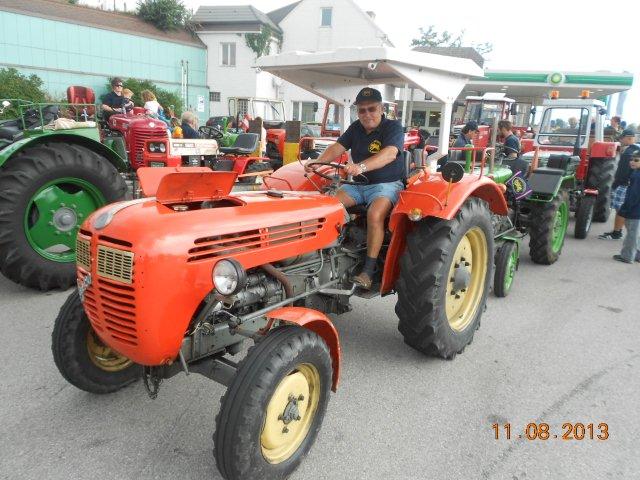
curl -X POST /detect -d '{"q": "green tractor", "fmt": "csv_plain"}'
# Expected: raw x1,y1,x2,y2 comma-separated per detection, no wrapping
0,97,167,291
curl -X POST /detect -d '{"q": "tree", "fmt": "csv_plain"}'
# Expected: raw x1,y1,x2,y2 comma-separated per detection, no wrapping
137,0,190,32
245,25,282,59
0,68,46,119
410,25,493,54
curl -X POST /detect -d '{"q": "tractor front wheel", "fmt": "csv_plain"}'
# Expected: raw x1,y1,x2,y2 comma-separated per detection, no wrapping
237,161,272,184
528,190,569,265
588,158,615,223
395,197,494,359
494,241,519,298
52,291,141,393
574,195,595,239
0,143,126,290
214,325,332,480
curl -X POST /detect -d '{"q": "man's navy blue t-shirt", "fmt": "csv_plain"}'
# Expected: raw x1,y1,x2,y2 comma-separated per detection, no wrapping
337,115,404,184
102,91,126,109
503,133,520,156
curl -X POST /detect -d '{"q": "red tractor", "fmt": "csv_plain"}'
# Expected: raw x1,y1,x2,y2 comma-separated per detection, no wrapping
52,48,507,479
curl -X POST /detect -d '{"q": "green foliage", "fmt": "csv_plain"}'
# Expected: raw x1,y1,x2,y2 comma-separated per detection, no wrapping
104,77,183,116
0,68,46,119
411,25,493,54
67,0,78,4
245,25,281,58
136,0,190,32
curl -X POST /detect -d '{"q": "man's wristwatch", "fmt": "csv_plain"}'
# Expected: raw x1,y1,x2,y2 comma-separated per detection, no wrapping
358,163,367,173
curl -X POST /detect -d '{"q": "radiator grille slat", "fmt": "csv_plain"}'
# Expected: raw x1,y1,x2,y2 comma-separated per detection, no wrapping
76,236,91,270
188,219,325,262
97,245,134,284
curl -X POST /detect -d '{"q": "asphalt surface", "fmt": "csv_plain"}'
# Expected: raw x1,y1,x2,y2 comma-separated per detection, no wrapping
1,219,639,480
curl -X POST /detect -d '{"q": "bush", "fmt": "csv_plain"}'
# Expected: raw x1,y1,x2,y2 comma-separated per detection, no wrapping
0,68,46,119
136,0,190,32
104,77,183,116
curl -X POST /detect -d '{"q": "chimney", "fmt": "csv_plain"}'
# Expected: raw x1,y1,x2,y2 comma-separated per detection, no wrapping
366,11,376,20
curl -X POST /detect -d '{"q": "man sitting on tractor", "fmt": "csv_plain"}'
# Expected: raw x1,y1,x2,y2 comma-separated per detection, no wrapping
498,120,521,160
101,77,129,120
304,87,404,289
453,121,479,148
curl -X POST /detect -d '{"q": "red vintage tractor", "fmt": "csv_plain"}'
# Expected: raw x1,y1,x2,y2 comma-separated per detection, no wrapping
52,48,507,479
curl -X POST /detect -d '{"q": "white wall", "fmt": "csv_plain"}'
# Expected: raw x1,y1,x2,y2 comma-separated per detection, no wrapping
278,0,392,122
199,32,259,117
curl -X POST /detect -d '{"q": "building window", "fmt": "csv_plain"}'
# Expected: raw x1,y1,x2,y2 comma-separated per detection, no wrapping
210,92,221,102
321,7,332,27
429,111,441,128
221,43,236,66
292,101,300,121
301,102,316,123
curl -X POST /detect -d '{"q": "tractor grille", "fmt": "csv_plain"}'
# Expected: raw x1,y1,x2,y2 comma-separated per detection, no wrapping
188,219,326,262
76,236,91,271
97,245,134,284
132,126,167,167
80,270,138,347
314,142,331,154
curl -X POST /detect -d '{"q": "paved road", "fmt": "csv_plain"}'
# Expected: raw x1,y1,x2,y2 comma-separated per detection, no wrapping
1,220,638,480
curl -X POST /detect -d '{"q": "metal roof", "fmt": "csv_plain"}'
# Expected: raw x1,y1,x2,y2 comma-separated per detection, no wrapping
267,1,301,25
193,5,281,32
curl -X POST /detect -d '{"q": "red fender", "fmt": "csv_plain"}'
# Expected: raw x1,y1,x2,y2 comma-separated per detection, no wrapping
265,307,341,391
381,173,508,294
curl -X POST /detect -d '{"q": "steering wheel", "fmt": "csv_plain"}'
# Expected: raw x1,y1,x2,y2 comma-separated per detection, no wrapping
199,125,224,139
306,161,369,186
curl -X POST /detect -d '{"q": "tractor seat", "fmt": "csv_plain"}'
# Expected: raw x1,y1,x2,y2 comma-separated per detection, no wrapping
218,133,259,155
0,124,21,140
546,154,579,174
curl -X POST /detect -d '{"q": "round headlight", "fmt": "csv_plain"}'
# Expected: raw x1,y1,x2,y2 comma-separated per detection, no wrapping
213,259,246,295
159,143,166,153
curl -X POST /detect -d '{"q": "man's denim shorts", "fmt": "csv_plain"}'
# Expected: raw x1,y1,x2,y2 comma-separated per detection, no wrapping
340,180,404,207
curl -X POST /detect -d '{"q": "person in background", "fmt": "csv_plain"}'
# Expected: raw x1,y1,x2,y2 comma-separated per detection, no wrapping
254,116,267,156
181,111,200,139
610,116,622,135
121,88,135,113
568,117,578,129
453,121,479,148
613,151,640,263
141,90,163,116
101,77,128,119
599,128,640,240
498,120,520,159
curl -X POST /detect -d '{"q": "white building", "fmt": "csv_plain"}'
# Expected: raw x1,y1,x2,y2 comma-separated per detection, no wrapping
193,0,393,122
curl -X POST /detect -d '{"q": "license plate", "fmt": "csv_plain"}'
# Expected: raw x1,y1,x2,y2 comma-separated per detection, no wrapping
150,161,166,167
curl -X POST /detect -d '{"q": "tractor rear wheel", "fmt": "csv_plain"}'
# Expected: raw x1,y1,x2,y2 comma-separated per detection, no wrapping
214,325,332,480
528,190,569,265
588,158,615,223
494,241,518,298
574,195,595,239
395,197,494,359
0,143,126,290
237,161,272,184
52,291,141,393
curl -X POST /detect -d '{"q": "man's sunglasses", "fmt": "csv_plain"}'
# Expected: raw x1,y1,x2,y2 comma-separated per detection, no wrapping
357,105,379,114
114,84,123,87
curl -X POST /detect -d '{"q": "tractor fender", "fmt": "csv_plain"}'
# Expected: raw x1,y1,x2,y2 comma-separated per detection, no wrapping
590,141,617,159
381,176,507,295
0,131,128,172
265,307,341,391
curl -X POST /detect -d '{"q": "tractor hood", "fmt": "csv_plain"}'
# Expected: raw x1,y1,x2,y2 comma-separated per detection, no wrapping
76,172,346,365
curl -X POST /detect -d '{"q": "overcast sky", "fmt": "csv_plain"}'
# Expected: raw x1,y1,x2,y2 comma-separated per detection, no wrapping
184,0,640,122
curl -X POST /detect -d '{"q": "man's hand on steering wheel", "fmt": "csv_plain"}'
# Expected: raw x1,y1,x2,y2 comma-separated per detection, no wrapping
305,161,368,185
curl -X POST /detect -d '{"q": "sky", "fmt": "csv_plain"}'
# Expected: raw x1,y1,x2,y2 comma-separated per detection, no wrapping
183,0,640,122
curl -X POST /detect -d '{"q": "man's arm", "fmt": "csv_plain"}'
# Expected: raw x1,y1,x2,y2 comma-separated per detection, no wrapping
304,141,346,172
355,146,398,171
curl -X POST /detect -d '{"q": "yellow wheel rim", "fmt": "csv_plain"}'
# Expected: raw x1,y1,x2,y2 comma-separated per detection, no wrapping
261,364,321,464
86,329,133,372
445,227,488,332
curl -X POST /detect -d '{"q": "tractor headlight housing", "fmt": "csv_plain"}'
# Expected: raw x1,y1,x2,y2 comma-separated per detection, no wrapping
148,142,166,153
213,259,247,295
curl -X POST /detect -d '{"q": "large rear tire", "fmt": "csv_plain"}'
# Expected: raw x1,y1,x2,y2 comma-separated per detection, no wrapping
528,190,569,265
0,143,126,290
52,291,141,393
214,326,332,480
395,197,494,359
574,195,595,239
588,158,615,223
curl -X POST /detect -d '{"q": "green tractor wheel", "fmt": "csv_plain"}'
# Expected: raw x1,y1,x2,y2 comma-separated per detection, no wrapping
528,190,569,265
0,142,127,290
494,241,518,298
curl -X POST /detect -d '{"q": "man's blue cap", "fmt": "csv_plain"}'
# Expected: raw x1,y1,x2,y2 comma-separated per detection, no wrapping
355,87,383,104
621,128,636,137
465,121,479,132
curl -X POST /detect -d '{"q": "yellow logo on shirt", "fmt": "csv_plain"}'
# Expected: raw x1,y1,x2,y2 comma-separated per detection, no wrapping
368,140,382,153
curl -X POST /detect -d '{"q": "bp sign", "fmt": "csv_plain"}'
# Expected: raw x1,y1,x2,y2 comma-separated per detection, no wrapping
547,72,565,85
